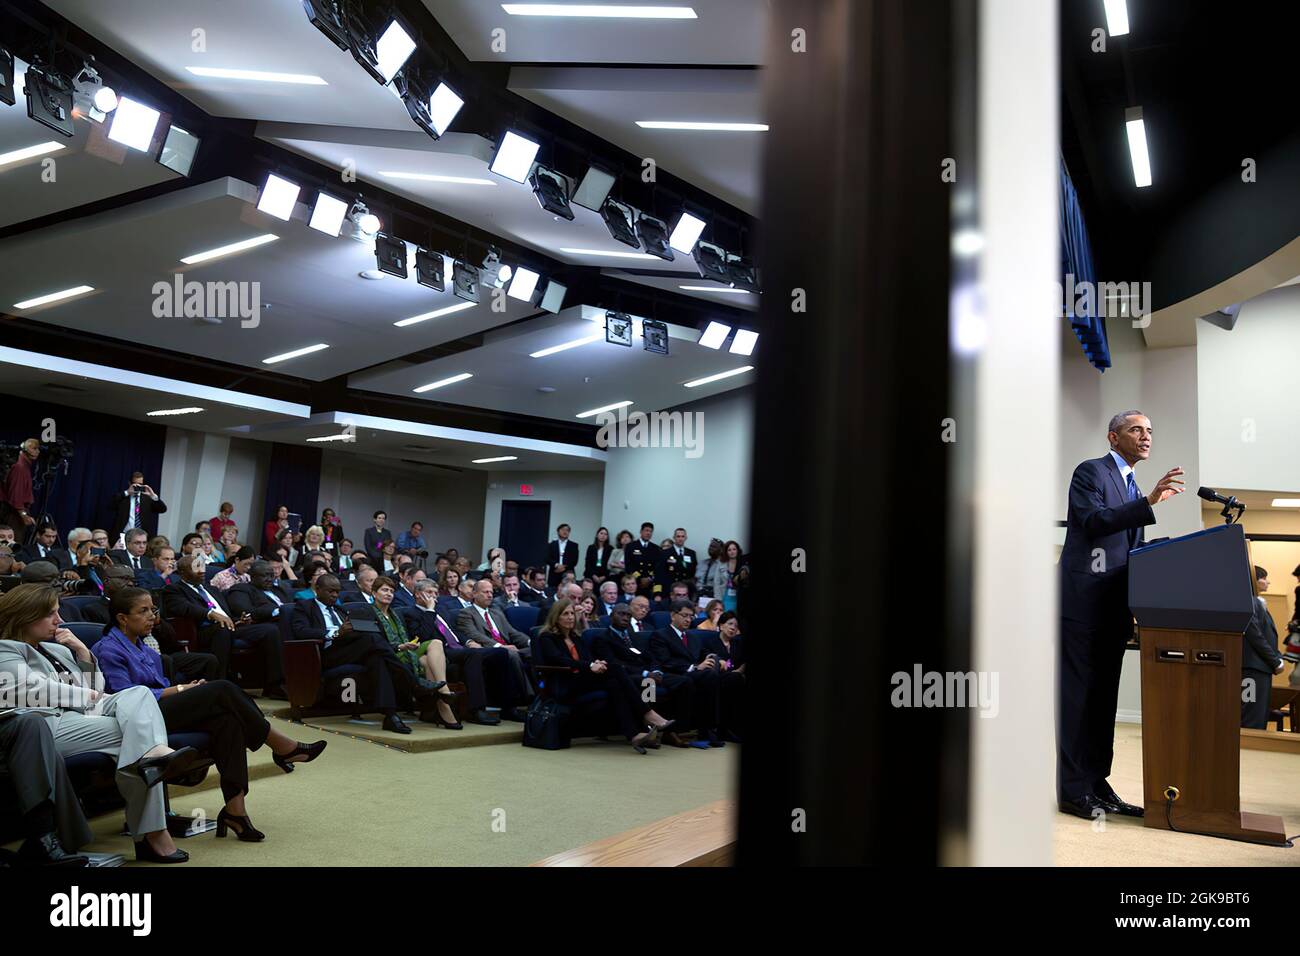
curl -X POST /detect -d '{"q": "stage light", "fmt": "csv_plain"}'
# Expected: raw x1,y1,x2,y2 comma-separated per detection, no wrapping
636,213,674,261
600,198,641,249
725,253,760,292
692,241,728,282
490,130,540,182
400,71,464,139
23,64,74,138
1103,0,1129,37
0,47,14,107
530,165,574,220
428,82,464,135
508,267,541,302
729,328,758,355
414,372,472,393
303,0,351,50
71,64,117,122
375,233,408,278
13,285,94,309
669,211,706,253
344,6,385,84
257,173,302,220
642,319,669,355
262,343,329,365
348,200,381,237
539,280,567,313
572,165,615,211
158,124,200,176
309,192,349,235
452,260,481,302
481,247,508,287
697,321,731,350
375,19,417,83
683,366,753,388
395,301,475,328
181,234,278,265
415,248,446,291
108,96,161,151
1125,106,1152,188
605,311,634,346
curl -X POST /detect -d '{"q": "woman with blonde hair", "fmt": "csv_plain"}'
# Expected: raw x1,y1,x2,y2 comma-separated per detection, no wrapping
214,523,240,563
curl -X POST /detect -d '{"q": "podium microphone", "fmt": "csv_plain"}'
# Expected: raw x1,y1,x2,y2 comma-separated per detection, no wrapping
1198,486,1246,523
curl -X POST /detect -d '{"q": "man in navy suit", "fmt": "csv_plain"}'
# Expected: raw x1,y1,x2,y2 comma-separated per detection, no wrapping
545,523,579,589
1058,410,1184,821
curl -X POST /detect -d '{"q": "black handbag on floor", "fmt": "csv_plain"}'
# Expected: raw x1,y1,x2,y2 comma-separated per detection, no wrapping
522,696,570,750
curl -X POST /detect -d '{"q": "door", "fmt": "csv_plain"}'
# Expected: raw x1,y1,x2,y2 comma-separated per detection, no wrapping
499,499,551,572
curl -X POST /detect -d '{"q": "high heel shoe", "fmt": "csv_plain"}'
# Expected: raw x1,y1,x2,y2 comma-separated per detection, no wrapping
216,808,266,842
134,841,189,864
630,727,658,754
135,747,202,788
272,739,327,774
424,692,463,730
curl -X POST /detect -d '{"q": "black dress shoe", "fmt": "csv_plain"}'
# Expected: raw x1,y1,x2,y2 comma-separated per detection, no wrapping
1058,794,1109,820
469,709,501,725
381,713,412,734
19,833,88,867
135,747,203,788
260,685,289,700
1093,784,1144,817
134,841,189,864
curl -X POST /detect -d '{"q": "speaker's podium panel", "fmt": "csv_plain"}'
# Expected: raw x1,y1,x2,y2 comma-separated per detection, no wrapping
1129,523,1286,845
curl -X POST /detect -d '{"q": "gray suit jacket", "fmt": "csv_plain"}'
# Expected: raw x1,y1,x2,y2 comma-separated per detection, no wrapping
0,639,103,717
456,605,530,651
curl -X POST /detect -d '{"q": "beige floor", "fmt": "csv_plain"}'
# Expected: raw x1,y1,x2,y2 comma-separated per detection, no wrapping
1055,723,1300,865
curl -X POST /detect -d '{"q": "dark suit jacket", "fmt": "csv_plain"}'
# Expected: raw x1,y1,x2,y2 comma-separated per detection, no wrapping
624,538,661,579
363,527,393,562
535,630,594,696
517,582,552,607
546,539,579,587
1059,454,1155,628
135,570,180,591
225,582,289,623
160,579,230,625
290,598,355,644
19,545,70,571
110,491,167,536
699,632,744,669
654,546,698,590
1243,597,1282,673
392,586,417,609
584,544,613,579
591,626,656,678
649,626,698,675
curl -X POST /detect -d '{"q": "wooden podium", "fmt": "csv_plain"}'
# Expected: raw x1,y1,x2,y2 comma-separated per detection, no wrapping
1130,524,1288,845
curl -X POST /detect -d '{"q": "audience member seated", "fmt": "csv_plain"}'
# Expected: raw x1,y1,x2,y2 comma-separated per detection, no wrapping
627,595,653,635
96,586,326,840
378,539,399,576
0,712,93,866
336,538,356,577
109,527,150,575
212,523,241,563
294,560,331,601
220,560,290,699
492,573,527,611
159,554,236,674
393,565,422,608
518,568,552,607
0,584,203,863
649,599,724,747
596,581,620,618
535,599,674,753
397,522,426,562
655,581,694,613
371,577,459,728
297,525,327,570
437,566,462,599
697,599,725,631
0,525,27,573
342,565,378,606
264,505,289,553
274,528,299,570
210,546,255,592
591,603,692,748
178,532,204,560
701,611,744,742
20,521,68,570
618,573,639,606
135,545,179,590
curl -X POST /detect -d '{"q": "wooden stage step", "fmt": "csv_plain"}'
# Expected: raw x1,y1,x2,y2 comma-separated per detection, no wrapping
532,799,736,867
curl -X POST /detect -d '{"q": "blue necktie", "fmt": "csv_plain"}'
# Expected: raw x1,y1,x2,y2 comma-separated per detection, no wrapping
1126,473,1140,501
1126,473,1141,549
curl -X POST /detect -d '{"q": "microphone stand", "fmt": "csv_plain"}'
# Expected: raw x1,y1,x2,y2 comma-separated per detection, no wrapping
1219,498,1246,524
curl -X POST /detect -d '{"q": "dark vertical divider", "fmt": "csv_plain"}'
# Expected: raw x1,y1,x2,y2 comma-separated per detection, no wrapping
262,443,323,545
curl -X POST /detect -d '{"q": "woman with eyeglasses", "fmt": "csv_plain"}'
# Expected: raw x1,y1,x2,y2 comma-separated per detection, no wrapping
96,586,327,843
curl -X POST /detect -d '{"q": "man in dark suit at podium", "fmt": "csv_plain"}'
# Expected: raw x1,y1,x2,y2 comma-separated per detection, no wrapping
1241,565,1284,729
1058,410,1184,820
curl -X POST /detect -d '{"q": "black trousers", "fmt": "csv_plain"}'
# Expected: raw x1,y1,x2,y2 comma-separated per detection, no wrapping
163,652,221,684
444,644,528,710
718,671,746,736
156,680,270,803
321,632,428,715
0,713,93,849
233,621,285,687
1057,615,1128,802
197,623,232,677
646,671,699,730
564,665,651,740
1242,669,1272,729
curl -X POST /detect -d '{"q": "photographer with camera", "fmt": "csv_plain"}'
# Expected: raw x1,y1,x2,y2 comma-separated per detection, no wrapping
0,439,40,538
111,471,167,538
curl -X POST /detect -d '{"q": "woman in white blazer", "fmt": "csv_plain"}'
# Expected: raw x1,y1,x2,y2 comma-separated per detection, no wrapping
0,584,203,863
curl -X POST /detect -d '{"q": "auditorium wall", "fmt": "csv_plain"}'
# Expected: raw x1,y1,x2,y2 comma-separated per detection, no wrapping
158,429,271,544
481,470,605,559
599,387,754,548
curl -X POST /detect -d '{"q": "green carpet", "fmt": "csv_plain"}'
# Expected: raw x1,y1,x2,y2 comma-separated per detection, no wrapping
40,713,738,866
265,712,523,752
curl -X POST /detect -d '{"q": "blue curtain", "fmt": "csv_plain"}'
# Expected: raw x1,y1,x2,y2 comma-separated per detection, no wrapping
0,398,166,540
262,443,322,547
1060,157,1111,371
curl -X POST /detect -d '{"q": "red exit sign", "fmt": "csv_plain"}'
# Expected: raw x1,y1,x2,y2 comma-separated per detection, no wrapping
519,484,534,496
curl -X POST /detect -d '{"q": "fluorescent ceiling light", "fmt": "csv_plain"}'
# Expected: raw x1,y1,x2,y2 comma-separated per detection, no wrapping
376,20,417,82
697,321,731,350
378,170,495,186
1103,0,1130,37
637,121,768,131
530,332,604,358
508,267,541,302
560,247,658,260
107,96,161,151
13,286,95,309
473,456,519,464
414,372,473,393
146,407,203,416
306,434,354,442
1125,107,1152,188
429,82,464,136
263,343,329,365
185,66,327,85
1271,499,1300,508
577,400,633,418
729,329,759,356
684,366,754,388
669,211,706,254
502,4,697,17
180,234,278,265
490,131,541,182
951,229,985,257
394,301,477,327
0,141,65,169
257,173,301,220
680,284,751,294
309,192,350,236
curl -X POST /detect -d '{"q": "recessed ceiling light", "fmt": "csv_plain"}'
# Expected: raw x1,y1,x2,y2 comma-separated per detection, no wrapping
186,66,328,85
669,211,706,254
13,285,95,309
1271,499,1300,508
637,121,768,131
530,332,604,358
180,234,278,265
107,96,161,151
309,192,350,236
473,456,519,464
378,171,496,186
257,173,301,220
507,267,541,302
146,407,204,416
560,247,658,260
306,434,354,442
263,343,329,365
375,20,417,83
394,301,477,327
679,285,752,295
490,131,541,183
1103,0,1130,37
414,372,473,393
684,366,754,388
729,329,759,356
1125,106,1152,188
0,141,65,169
502,4,697,17
698,321,731,349
577,400,633,418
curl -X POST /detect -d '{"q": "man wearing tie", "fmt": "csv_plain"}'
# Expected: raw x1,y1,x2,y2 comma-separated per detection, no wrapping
111,472,167,538
20,522,69,570
111,528,151,575
1058,410,1184,821
654,527,698,595
546,523,579,589
456,579,533,718
160,553,237,675
223,561,292,699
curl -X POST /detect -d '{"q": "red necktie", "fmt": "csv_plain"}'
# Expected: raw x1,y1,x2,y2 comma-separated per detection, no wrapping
484,609,505,644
